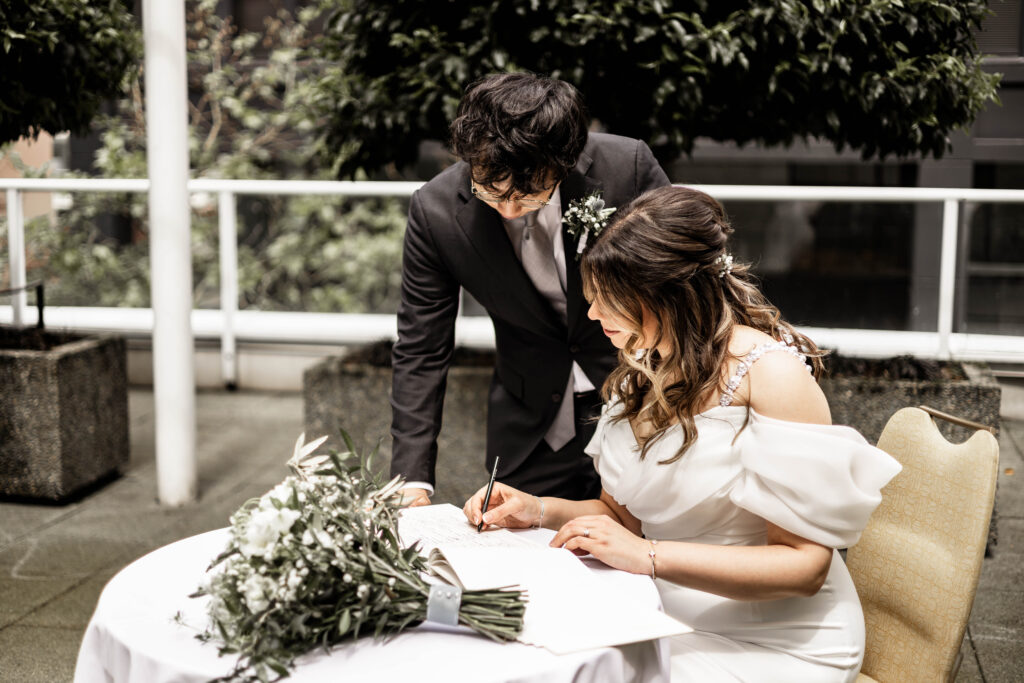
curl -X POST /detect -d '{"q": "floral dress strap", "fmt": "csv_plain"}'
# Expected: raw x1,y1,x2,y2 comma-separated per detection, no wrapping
719,339,812,407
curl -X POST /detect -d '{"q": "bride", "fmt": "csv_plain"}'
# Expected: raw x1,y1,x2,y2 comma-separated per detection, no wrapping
463,185,901,681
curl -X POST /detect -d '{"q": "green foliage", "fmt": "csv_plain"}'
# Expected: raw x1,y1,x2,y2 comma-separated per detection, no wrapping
313,0,1001,176
0,0,141,144
3,0,407,313
234,194,405,313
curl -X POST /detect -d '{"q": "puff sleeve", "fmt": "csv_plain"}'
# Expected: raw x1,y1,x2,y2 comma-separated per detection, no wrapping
729,414,902,548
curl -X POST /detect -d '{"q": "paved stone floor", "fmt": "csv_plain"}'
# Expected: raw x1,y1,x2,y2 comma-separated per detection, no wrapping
1,382,1022,682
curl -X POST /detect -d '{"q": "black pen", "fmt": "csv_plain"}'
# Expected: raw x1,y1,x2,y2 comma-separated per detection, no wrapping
477,456,500,532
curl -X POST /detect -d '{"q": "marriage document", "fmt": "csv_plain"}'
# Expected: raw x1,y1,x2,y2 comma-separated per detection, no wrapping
399,504,691,654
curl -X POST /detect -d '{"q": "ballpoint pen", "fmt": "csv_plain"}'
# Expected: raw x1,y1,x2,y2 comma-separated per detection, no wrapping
477,456,500,532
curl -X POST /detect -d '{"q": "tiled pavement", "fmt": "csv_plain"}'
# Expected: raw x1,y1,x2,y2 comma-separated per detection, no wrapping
1,381,1022,682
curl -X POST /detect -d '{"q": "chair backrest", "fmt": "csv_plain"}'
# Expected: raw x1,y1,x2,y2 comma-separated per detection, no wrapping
846,407,999,683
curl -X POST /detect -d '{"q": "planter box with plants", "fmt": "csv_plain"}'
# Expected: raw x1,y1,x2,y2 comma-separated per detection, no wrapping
304,341,494,507
821,354,1001,445
0,326,130,502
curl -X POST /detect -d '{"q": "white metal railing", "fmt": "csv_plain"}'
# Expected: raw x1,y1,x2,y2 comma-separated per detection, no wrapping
4,178,1024,386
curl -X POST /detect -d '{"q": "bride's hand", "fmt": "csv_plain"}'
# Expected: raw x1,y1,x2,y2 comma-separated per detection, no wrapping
463,482,542,530
550,514,651,575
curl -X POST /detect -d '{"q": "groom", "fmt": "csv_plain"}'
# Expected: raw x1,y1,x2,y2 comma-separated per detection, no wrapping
391,72,670,506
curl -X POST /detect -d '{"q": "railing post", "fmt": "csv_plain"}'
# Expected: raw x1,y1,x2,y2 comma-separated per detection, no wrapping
218,191,239,389
937,199,960,358
5,189,27,327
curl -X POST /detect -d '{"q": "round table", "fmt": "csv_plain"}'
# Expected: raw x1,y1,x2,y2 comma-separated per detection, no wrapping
73,528,669,683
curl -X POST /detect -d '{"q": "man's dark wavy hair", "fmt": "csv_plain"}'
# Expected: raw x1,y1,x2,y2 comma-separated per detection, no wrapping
449,72,589,198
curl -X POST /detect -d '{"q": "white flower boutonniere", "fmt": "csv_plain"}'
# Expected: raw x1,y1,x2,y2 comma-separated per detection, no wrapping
562,191,616,260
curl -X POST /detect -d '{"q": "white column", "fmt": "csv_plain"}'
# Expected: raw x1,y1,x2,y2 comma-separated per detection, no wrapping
5,189,27,326
143,0,197,505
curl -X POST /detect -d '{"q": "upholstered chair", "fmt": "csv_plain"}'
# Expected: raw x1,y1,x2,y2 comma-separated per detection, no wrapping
847,406,999,683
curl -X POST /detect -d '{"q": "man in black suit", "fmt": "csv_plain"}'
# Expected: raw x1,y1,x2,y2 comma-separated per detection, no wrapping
391,72,670,507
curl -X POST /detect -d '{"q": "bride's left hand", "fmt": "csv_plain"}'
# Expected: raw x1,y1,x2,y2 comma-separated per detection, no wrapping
549,514,651,576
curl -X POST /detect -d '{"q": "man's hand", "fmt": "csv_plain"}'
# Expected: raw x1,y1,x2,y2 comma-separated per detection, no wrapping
398,487,431,507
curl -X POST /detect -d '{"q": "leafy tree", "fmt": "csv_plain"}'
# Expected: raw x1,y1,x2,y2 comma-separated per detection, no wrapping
313,0,1002,177
4,0,406,313
0,0,141,144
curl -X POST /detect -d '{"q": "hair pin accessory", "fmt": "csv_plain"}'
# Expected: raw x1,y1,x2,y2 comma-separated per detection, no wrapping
715,253,734,278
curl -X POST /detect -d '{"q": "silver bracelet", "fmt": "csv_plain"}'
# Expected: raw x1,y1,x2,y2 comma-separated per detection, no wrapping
648,539,658,580
533,496,545,529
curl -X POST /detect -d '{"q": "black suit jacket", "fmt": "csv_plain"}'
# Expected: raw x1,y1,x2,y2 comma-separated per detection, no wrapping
390,133,671,486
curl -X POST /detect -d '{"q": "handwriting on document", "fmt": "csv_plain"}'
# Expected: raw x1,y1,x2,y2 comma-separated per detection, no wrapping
398,503,534,553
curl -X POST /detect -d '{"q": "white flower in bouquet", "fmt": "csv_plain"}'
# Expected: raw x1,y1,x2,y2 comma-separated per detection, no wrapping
241,574,277,613
238,503,301,559
267,481,294,504
187,431,526,682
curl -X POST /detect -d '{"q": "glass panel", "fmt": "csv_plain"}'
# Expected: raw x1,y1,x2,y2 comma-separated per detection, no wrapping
233,194,409,314
9,191,410,315
726,199,932,331
19,192,152,308
671,159,934,331
962,163,1024,335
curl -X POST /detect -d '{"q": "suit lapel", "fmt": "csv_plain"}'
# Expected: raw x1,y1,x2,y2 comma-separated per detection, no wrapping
560,151,602,337
454,175,564,337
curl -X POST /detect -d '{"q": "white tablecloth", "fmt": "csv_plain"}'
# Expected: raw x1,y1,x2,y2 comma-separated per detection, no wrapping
74,528,669,683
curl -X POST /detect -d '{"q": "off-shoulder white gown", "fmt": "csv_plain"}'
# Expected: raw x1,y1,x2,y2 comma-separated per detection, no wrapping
585,347,902,682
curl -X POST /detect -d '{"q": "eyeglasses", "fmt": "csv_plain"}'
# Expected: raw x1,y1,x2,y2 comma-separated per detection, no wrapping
471,180,556,210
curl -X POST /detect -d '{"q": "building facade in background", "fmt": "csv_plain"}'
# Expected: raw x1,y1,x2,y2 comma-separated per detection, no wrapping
665,2,1023,339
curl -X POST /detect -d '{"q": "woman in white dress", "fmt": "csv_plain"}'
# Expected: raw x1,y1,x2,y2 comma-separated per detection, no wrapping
464,185,902,682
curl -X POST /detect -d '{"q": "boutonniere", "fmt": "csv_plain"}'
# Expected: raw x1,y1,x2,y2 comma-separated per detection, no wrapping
562,191,616,260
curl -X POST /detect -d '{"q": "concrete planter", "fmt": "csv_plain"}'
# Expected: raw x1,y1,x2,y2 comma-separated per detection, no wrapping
0,331,130,502
303,342,492,506
821,359,1001,444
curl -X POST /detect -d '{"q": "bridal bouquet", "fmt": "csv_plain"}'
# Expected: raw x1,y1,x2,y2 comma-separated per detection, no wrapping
189,433,526,682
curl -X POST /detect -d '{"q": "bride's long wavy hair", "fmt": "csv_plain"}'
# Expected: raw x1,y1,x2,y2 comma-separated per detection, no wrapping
581,185,824,464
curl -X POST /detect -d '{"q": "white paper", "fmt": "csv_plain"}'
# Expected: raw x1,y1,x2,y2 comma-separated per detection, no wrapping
398,503,535,553
425,543,573,590
518,569,692,654
398,504,692,653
